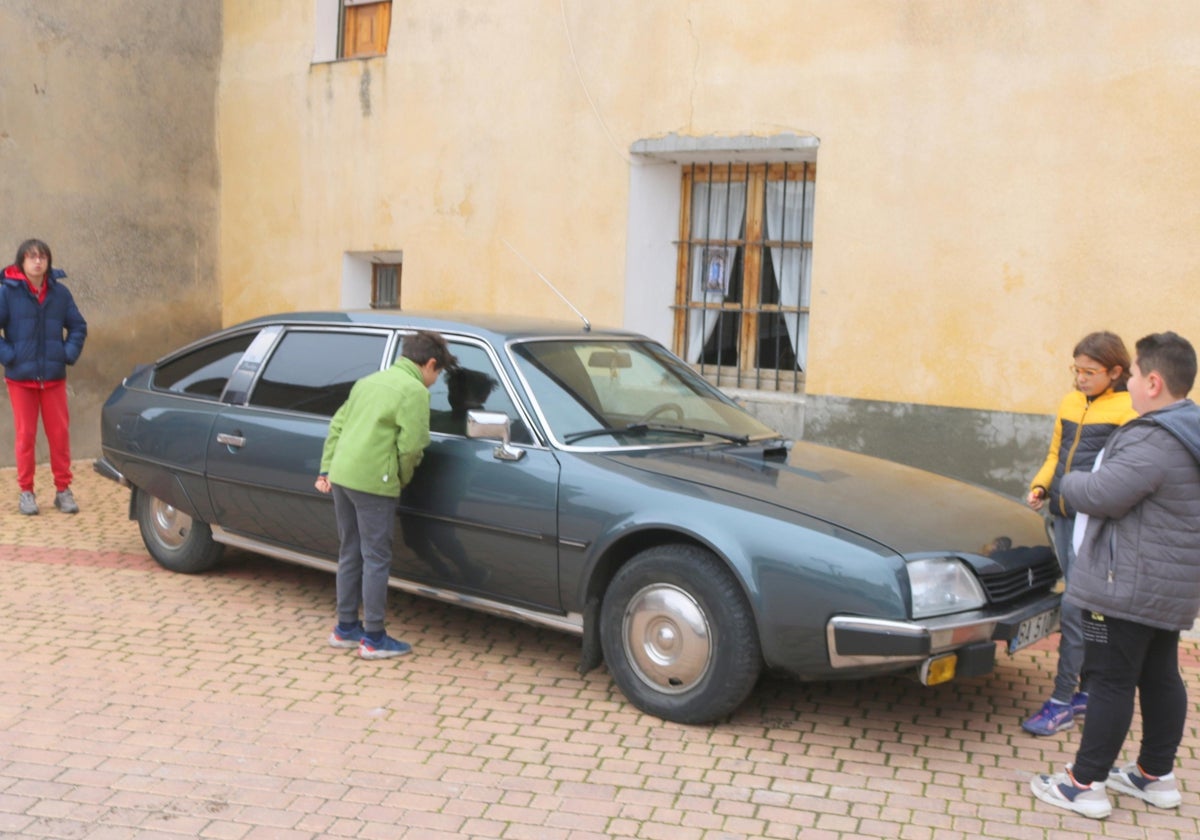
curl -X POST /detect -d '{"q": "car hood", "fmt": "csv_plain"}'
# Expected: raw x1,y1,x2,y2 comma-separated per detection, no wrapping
606,440,1048,557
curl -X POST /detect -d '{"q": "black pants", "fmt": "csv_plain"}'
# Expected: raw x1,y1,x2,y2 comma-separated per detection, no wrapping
1071,609,1188,785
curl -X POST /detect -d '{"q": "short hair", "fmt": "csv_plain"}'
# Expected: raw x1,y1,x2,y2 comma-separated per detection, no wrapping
1073,331,1131,390
401,330,457,371
1135,332,1197,398
15,239,52,275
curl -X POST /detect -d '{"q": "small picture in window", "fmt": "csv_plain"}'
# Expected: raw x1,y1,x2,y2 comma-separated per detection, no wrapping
703,250,727,295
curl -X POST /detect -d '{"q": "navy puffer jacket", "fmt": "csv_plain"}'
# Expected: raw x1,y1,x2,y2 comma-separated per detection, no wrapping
0,266,88,382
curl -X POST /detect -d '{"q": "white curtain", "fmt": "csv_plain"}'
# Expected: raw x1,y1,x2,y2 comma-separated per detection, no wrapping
765,179,814,371
687,181,746,362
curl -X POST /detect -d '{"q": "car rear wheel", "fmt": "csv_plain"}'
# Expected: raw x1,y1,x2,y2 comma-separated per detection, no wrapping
135,488,223,573
600,544,762,724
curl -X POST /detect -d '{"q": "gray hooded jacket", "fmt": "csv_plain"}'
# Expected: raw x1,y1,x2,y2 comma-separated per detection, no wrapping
1062,398,1200,631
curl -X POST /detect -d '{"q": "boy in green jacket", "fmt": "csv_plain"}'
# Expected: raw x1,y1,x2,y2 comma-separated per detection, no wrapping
315,330,456,659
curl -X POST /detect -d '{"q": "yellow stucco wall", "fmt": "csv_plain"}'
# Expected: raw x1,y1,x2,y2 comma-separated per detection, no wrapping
219,0,1200,416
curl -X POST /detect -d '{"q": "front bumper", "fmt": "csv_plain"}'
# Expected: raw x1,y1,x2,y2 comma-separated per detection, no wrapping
826,591,1062,671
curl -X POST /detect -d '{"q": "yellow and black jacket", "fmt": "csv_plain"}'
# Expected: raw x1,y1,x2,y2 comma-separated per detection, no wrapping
1030,387,1138,518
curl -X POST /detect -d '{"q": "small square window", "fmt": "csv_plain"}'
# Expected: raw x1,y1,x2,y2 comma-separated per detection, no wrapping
341,0,392,59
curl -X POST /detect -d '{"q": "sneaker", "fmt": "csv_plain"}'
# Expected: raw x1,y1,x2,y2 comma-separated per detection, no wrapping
358,633,412,660
18,491,38,516
1108,763,1182,809
1071,691,1088,718
54,488,79,514
1031,768,1112,819
328,622,366,649
1022,698,1074,736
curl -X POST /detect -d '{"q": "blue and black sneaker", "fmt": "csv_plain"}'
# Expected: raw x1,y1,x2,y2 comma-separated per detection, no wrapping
359,633,412,660
328,622,366,649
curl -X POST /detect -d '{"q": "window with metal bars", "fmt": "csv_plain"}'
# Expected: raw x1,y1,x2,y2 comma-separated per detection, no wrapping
371,263,401,309
674,162,815,393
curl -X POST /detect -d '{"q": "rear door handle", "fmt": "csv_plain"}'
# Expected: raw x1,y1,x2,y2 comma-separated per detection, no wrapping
216,433,246,448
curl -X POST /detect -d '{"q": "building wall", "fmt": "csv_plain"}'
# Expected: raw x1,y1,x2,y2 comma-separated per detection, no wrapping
217,1,1200,495
0,1,222,469
10,2,1189,495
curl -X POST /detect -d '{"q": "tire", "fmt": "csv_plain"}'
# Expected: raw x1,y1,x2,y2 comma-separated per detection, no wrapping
135,488,223,573
600,544,763,724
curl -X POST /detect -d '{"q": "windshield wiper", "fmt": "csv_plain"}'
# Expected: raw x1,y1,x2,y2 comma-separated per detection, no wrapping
563,423,748,445
633,422,751,445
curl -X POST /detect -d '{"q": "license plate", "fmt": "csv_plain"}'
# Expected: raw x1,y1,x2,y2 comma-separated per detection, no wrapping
1008,607,1061,654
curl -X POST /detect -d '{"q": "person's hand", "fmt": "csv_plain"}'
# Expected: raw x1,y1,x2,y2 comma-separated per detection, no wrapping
315,475,331,494
1026,488,1045,511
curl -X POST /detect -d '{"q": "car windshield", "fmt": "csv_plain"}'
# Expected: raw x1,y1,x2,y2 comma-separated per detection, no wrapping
511,339,779,448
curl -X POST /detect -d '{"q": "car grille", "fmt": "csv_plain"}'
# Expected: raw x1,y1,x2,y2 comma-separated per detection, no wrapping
978,557,1061,604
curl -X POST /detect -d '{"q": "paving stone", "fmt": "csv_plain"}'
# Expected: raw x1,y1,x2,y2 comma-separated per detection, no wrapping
1,462,1198,838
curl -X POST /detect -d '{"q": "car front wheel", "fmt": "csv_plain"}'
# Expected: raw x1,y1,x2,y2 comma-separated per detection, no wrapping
600,544,762,724
135,488,223,573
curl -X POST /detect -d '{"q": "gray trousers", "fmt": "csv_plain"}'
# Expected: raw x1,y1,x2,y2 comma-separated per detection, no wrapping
1050,514,1086,702
332,483,397,633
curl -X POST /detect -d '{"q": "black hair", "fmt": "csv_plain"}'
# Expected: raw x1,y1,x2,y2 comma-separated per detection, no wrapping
15,239,52,277
1135,332,1197,398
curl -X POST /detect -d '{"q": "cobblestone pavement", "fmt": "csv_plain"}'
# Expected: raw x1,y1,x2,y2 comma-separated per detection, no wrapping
2,462,1199,839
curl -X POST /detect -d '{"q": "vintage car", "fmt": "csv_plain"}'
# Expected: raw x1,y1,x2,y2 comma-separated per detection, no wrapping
96,311,1061,724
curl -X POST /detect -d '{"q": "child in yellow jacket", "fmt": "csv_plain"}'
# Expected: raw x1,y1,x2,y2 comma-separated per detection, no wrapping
1022,331,1138,736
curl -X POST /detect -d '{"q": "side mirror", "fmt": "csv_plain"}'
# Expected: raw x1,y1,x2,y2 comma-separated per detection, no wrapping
466,409,525,462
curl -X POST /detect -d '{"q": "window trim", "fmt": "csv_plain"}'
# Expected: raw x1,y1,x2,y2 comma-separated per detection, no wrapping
623,133,819,394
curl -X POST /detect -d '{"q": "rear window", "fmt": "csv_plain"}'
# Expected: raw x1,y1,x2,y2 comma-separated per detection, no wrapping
152,333,256,399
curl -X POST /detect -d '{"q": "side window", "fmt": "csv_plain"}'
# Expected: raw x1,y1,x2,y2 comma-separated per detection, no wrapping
428,343,532,443
248,330,387,417
152,333,257,399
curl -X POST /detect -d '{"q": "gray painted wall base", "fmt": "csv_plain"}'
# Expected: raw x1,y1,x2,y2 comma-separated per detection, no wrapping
732,390,1052,500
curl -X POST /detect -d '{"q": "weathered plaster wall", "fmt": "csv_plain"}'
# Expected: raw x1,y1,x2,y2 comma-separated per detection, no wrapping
217,0,1200,493
0,1,222,468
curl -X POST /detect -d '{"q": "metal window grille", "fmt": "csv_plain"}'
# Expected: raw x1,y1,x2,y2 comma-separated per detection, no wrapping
371,263,401,309
676,162,813,393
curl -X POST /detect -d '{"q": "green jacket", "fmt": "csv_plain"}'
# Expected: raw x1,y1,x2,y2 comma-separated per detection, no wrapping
319,357,431,497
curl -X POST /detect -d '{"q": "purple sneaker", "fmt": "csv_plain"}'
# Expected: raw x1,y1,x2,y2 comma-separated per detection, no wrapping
1022,698,1074,736
1071,691,1088,718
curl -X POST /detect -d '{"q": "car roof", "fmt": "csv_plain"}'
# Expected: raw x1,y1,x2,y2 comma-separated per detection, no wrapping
233,310,646,343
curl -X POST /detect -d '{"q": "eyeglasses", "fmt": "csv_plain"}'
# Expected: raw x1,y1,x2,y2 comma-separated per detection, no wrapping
23,254,47,262
1070,365,1108,377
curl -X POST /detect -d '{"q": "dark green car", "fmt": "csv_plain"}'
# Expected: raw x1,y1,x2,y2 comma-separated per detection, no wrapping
96,311,1060,724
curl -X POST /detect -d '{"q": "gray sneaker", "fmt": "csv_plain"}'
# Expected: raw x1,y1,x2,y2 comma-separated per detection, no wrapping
1108,763,1182,808
18,491,38,516
1031,769,1112,819
54,488,79,514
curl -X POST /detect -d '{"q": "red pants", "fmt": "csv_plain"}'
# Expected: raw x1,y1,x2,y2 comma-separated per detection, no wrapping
6,379,72,493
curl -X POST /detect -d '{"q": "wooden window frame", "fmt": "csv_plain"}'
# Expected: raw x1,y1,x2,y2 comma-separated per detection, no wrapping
341,0,392,59
674,162,815,393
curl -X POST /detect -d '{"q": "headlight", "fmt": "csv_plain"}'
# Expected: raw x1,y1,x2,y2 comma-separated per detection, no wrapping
908,557,987,619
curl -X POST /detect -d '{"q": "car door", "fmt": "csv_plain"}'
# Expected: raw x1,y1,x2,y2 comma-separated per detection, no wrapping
392,338,563,612
205,327,393,557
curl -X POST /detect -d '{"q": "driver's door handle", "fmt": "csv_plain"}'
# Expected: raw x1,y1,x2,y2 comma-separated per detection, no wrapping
216,432,246,448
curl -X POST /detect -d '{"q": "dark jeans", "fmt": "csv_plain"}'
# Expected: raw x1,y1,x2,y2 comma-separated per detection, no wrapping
1071,609,1187,784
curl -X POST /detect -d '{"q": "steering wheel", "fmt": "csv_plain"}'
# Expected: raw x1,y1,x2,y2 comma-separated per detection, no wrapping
637,402,684,424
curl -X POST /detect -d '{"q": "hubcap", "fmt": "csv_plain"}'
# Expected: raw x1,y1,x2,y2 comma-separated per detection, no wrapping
149,498,192,549
622,583,713,694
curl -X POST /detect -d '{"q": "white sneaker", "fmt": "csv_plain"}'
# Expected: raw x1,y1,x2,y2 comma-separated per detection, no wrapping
1031,769,1112,819
1108,763,1182,809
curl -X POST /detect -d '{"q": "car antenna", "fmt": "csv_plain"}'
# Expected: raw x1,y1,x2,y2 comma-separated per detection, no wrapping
502,238,591,331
